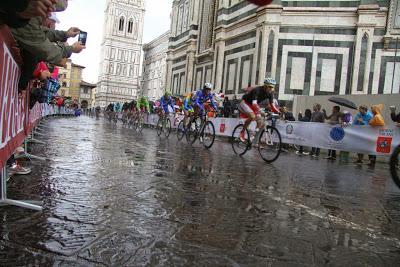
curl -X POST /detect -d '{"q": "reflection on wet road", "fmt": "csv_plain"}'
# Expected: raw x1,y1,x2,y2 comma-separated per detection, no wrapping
1,116,400,266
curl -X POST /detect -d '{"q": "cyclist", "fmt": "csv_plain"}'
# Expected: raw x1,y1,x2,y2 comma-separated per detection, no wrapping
160,91,175,118
136,96,151,113
182,91,195,127
192,83,219,116
238,77,280,142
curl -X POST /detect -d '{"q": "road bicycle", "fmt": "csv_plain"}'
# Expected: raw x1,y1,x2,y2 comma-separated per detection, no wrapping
231,112,282,163
156,112,172,138
134,111,146,133
390,144,400,189
185,110,216,149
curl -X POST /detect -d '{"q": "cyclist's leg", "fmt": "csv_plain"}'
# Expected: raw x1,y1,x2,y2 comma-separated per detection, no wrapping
238,101,256,138
183,110,189,127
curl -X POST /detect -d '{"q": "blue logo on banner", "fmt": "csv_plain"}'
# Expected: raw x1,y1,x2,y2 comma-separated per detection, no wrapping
330,127,345,141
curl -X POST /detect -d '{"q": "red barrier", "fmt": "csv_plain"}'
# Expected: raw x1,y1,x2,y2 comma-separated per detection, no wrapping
0,26,26,169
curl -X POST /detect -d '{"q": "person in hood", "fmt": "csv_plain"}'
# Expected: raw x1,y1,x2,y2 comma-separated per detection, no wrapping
369,104,385,127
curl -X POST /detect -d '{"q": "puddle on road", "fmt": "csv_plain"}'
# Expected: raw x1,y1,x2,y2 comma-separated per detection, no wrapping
1,116,400,266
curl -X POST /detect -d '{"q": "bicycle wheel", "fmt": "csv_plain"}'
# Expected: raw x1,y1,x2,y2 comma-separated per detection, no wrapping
390,145,400,189
156,118,163,136
258,126,282,163
164,118,172,138
137,116,144,133
231,124,251,156
202,121,215,149
177,121,186,141
186,119,199,144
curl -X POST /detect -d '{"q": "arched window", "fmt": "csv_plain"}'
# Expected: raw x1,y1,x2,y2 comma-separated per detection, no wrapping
128,19,133,33
266,30,275,78
119,17,124,31
357,33,368,92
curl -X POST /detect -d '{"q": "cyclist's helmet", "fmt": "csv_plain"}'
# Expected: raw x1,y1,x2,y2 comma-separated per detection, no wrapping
204,83,213,90
264,77,277,86
164,91,171,97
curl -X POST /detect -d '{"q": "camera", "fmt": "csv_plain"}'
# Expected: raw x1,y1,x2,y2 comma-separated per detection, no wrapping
78,31,88,46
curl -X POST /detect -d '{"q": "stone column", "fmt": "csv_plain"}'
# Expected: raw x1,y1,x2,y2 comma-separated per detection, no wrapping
191,0,200,25
165,52,173,91
214,39,225,93
252,24,266,85
186,47,196,92
171,5,178,36
351,3,379,94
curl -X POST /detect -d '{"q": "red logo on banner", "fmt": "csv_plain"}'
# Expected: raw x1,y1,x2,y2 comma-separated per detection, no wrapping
220,123,225,133
376,136,392,154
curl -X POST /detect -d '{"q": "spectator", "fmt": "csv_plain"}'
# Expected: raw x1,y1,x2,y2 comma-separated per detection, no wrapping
0,0,57,28
310,103,325,158
296,109,312,156
390,105,400,125
353,105,373,165
231,95,240,118
323,105,343,160
368,104,385,167
281,106,296,121
10,1,85,89
223,96,232,118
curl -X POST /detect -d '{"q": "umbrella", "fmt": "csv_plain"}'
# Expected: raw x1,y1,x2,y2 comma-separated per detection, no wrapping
328,97,357,110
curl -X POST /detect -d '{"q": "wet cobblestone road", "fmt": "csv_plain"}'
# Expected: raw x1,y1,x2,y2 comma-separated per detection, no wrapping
1,116,400,266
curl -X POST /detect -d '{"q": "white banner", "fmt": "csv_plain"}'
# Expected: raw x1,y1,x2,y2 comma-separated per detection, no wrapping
143,114,399,156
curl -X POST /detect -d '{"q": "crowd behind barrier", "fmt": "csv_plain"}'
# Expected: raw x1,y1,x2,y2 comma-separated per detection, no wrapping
0,26,73,171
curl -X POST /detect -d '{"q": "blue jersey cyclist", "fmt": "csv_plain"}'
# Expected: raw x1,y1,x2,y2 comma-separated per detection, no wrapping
192,83,218,116
160,91,175,115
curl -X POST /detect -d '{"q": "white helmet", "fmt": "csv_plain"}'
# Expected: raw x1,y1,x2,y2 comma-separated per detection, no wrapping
204,83,213,90
264,77,277,86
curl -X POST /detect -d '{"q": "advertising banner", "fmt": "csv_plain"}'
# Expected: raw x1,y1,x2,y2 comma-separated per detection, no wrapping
144,114,400,156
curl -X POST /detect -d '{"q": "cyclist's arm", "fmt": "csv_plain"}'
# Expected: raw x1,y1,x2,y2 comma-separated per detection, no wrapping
208,94,219,111
193,91,202,108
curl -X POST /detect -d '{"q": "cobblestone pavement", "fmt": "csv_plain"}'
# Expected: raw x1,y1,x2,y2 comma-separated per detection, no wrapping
1,116,400,266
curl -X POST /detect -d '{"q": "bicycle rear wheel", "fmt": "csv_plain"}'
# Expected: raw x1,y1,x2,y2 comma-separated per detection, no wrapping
258,126,282,163
202,121,215,149
390,145,400,189
177,121,186,141
231,124,251,156
156,118,163,136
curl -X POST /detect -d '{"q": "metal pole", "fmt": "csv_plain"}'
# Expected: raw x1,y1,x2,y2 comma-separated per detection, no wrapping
391,37,399,93
1,167,6,200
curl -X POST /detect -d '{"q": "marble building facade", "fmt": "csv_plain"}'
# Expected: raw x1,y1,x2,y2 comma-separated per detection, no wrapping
141,31,170,100
165,0,400,105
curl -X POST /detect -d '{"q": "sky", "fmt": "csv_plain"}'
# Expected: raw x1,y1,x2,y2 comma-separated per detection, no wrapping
57,0,173,83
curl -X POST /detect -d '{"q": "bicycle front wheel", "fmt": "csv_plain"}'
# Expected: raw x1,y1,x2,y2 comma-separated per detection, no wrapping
177,121,185,141
390,145,400,189
138,117,144,133
164,118,172,138
258,126,282,163
231,124,251,156
202,121,215,149
186,119,199,144
156,118,163,136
